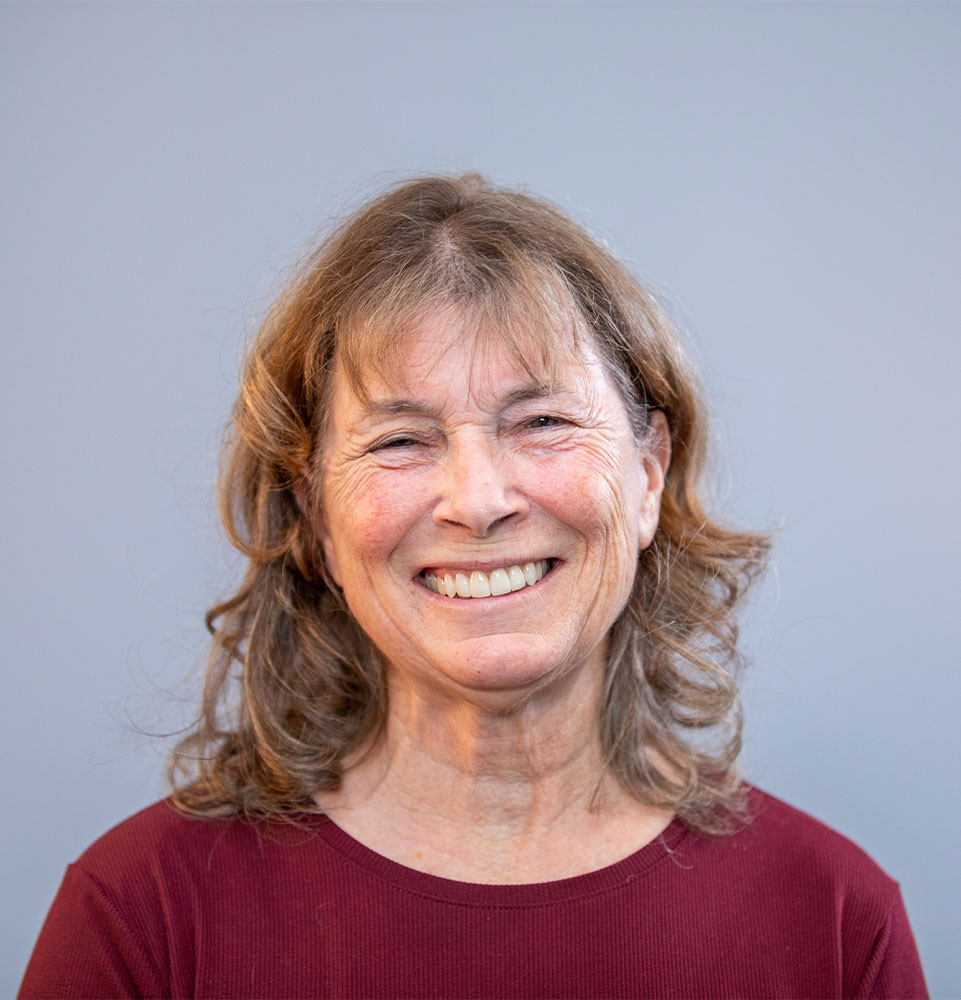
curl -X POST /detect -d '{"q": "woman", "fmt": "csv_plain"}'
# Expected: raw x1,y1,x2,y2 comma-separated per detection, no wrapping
20,174,926,998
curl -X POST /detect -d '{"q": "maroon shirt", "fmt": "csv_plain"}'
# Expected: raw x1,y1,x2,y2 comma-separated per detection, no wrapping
20,788,926,999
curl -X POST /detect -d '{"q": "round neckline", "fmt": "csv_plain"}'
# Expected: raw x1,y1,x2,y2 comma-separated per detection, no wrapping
305,812,692,907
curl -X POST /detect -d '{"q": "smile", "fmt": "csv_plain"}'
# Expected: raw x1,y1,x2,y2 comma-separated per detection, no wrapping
420,560,555,599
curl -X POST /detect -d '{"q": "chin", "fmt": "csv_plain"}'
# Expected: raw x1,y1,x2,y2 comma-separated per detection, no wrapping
423,637,592,705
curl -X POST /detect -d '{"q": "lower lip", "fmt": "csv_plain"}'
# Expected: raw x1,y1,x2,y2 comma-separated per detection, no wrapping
417,562,560,603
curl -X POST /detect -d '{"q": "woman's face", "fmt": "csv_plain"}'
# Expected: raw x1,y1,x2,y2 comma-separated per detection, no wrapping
313,310,668,707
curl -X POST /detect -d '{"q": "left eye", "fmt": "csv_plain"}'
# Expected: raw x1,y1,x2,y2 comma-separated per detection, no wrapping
525,415,562,429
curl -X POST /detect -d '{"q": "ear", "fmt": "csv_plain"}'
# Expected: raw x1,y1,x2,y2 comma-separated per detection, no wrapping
293,472,343,588
638,410,671,550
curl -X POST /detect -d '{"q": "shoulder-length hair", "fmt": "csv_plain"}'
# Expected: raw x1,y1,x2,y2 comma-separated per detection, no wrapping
170,173,771,834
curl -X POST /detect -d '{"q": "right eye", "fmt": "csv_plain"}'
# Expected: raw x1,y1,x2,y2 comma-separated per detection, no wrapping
372,436,421,451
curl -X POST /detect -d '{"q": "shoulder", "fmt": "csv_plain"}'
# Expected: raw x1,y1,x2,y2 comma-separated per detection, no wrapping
20,802,239,997
739,788,896,877
60,800,341,950
733,789,928,998
703,787,903,924
663,788,927,997
71,799,325,909
76,799,240,876
81,798,222,851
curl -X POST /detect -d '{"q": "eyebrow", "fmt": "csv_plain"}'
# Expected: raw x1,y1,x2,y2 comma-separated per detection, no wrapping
359,380,558,419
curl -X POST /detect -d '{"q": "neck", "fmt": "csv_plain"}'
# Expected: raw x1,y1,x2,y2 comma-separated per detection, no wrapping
315,668,673,883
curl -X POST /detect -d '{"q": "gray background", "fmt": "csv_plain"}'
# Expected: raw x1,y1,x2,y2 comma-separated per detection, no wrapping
3,2,958,995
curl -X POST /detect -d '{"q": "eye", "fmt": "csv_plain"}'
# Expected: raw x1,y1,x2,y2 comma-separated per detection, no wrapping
372,436,421,451
525,415,563,429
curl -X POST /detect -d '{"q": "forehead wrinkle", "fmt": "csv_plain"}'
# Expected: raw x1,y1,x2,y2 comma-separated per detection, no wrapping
353,377,563,428
361,397,440,418
499,381,557,408
340,396,443,438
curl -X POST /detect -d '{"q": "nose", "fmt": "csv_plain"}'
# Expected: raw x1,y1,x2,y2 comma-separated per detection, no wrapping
432,433,528,536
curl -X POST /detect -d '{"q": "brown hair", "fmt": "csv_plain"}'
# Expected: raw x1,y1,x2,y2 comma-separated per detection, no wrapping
170,173,771,833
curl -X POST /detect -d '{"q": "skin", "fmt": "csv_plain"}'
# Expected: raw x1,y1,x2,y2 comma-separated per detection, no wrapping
310,309,673,883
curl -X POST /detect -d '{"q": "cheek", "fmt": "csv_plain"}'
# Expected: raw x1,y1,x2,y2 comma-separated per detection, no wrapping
323,470,423,579
536,451,641,548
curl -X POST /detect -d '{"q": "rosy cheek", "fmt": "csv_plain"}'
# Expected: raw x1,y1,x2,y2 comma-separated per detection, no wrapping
344,476,420,557
539,458,635,542
540,455,612,513
547,477,594,518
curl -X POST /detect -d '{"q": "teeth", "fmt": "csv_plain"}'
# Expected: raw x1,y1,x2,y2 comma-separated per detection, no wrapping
423,560,552,599
489,568,511,597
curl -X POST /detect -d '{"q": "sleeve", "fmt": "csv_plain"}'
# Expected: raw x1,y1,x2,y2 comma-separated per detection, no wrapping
852,886,928,1000
19,863,169,1000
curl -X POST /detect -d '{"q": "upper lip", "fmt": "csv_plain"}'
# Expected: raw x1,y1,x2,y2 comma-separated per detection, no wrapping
417,557,557,575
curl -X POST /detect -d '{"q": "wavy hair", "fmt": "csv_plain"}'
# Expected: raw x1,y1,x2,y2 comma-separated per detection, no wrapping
170,173,771,833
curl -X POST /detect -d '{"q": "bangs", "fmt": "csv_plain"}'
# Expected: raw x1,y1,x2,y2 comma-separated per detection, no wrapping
333,259,589,407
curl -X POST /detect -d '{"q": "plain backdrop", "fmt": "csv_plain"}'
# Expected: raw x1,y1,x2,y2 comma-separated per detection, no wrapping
3,2,959,995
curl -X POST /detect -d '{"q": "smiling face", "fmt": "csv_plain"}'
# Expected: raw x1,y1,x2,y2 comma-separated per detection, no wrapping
312,308,668,709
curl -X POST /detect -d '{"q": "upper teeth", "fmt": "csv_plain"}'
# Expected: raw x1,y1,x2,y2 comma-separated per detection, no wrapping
422,560,551,599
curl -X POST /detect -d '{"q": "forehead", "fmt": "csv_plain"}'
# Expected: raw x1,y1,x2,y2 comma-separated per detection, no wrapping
331,305,603,417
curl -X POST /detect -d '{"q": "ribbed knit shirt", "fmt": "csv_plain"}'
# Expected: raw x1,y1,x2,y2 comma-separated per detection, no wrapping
19,788,926,999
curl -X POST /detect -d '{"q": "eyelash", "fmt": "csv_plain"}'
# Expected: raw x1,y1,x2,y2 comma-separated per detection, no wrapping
525,415,563,429
369,416,566,453
372,436,423,451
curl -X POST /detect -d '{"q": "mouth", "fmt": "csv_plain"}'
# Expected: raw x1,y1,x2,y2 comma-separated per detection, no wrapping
419,559,556,599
